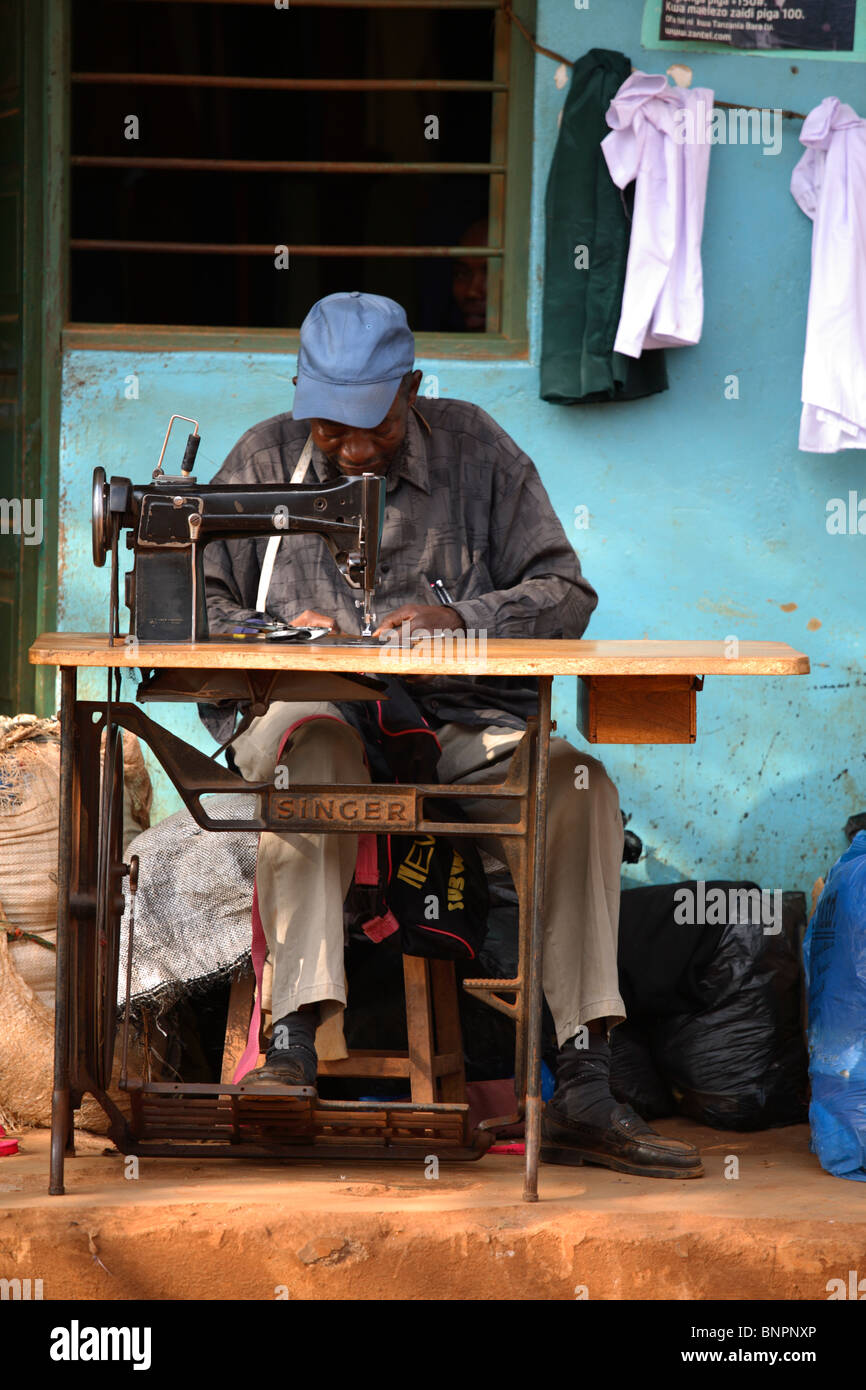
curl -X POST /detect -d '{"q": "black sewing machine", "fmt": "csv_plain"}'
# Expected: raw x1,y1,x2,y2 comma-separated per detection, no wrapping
91,414,386,644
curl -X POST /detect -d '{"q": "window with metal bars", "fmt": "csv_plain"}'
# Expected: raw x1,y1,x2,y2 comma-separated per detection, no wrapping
68,0,534,347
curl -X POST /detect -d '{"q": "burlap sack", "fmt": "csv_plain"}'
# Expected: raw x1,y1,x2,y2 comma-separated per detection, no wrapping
0,715,152,1130
0,927,146,1133
0,715,152,1008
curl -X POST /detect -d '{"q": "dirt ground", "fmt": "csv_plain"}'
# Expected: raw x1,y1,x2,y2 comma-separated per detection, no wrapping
0,1120,861,1301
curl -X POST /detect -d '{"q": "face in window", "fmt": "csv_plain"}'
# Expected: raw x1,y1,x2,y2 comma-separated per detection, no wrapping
452,220,489,332
306,371,422,477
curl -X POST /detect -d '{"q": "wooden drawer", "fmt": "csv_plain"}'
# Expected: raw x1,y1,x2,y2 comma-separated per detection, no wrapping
577,675,702,744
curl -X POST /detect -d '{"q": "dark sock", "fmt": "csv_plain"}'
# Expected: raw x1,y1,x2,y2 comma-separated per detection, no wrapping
551,1029,619,1127
266,1007,318,1084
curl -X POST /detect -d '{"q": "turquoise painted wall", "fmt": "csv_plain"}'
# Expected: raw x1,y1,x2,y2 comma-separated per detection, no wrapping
58,0,866,898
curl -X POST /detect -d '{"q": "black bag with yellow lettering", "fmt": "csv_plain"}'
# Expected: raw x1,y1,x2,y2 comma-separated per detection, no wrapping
338,678,490,962
387,804,489,962
345,802,490,964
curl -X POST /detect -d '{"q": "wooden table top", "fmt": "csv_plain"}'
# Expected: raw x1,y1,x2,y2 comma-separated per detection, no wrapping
29,634,810,677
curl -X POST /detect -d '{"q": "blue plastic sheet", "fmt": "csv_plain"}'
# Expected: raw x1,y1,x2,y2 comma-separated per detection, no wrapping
803,831,866,1182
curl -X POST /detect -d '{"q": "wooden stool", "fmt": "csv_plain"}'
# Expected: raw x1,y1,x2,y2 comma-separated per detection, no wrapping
220,955,466,1105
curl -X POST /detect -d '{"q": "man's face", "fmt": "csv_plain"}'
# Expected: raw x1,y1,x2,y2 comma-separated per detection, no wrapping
452,256,487,332
451,220,489,332
306,370,422,477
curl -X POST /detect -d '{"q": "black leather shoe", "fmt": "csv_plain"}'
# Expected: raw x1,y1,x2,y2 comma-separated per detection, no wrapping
541,1101,704,1178
236,1056,317,1093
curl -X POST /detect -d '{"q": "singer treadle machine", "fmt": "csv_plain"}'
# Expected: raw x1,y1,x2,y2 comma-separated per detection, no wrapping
42,414,553,1193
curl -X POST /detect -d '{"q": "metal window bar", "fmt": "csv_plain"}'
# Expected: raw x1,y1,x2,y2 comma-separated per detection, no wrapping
127,1,502,7
72,74,507,92
71,0,512,332
71,157,504,173
69,240,502,257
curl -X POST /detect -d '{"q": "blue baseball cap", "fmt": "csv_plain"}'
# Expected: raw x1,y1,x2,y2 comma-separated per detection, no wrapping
292,292,416,428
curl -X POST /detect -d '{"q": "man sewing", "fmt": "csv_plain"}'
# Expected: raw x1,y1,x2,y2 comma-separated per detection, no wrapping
203,291,703,1178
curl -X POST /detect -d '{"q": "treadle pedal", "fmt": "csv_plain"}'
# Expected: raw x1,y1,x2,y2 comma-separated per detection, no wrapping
229,1090,316,1138
124,1083,485,1153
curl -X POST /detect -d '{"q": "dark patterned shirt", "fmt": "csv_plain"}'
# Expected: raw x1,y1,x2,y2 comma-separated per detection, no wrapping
201,397,598,740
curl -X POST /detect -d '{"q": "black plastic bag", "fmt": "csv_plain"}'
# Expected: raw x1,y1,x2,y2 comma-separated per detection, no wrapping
612,883,808,1130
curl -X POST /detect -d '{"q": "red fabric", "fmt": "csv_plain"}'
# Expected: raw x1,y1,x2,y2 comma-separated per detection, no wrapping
360,908,400,943
233,864,268,1083
354,834,379,885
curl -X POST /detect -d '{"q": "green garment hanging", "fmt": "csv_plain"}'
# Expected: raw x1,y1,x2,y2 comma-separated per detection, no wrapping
540,48,668,405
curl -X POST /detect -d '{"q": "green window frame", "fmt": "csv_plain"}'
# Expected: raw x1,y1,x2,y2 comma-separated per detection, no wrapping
59,0,537,359
0,0,64,716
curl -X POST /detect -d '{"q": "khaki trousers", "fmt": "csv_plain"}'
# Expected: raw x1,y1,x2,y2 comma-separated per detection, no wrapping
231,700,625,1056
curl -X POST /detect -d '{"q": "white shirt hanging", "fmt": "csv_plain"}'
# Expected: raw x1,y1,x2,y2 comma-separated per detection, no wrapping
791,97,866,453
601,73,714,357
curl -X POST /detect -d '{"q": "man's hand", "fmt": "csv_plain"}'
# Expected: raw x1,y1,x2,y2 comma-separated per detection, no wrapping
291,609,339,631
373,604,465,638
